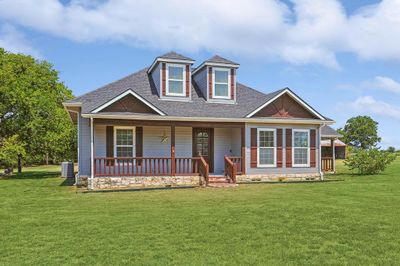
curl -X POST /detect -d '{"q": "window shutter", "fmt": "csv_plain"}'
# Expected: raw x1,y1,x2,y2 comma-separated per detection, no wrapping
186,65,190,97
310,129,316,167
277,128,283,168
286,129,292,168
136,127,143,157
106,126,114,158
162,63,166,96
230,69,235,100
251,128,257,168
208,67,213,99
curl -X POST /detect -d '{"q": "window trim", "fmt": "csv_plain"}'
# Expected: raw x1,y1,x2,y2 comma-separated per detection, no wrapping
212,67,231,99
292,129,310,167
114,126,136,158
257,128,277,168
166,63,186,97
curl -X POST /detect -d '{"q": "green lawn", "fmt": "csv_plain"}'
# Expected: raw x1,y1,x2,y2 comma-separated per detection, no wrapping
1,161,399,265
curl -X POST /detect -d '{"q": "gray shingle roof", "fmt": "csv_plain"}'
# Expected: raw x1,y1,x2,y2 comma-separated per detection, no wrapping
158,51,194,61
321,126,342,137
205,55,239,65
67,67,287,118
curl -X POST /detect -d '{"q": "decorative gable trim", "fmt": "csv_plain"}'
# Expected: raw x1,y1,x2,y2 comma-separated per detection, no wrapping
148,58,195,74
245,88,326,120
91,89,166,116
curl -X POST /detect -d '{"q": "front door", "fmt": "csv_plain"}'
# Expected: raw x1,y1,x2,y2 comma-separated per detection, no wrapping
193,128,214,172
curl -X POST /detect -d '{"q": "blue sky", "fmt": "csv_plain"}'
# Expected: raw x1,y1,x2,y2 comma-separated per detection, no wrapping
0,0,399,148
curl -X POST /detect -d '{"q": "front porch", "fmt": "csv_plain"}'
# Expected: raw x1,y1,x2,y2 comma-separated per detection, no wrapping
88,118,245,188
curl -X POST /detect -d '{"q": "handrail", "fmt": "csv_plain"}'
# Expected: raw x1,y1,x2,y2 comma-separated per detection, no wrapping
198,156,209,185
227,156,242,174
224,155,236,183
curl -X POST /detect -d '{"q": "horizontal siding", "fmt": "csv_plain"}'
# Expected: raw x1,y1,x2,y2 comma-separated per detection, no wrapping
150,63,161,96
79,117,91,176
193,67,208,99
143,126,171,157
245,123,320,175
213,128,241,174
176,127,192,157
94,125,106,157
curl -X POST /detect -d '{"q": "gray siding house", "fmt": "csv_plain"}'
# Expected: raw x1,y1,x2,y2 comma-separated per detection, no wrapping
64,52,338,189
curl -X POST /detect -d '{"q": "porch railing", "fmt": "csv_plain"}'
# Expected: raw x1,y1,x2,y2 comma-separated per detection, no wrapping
198,156,209,185
224,156,237,183
94,157,201,177
321,157,334,172
227,156,243,174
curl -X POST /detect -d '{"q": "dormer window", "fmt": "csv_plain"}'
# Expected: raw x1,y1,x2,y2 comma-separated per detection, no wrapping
213,68,230,99
166,64,185,96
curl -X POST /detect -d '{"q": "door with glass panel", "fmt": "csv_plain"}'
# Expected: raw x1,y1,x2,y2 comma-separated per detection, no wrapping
193,128,214,172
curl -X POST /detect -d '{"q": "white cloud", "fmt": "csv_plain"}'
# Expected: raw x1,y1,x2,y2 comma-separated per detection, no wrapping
362,76,400,95
352,95,400,120
1,0,400,67
0,24,42,58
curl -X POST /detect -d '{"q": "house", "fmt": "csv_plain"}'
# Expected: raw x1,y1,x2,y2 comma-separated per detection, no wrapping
63,52,339,190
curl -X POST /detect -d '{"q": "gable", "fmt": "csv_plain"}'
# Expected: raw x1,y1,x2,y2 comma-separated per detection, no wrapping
252,93,319,119
100,94,158,114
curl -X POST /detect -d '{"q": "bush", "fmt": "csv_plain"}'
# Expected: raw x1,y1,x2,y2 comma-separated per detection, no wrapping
344,148,397,175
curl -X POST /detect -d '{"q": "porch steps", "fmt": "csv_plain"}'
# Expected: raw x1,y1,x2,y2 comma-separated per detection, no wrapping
207,176,237,188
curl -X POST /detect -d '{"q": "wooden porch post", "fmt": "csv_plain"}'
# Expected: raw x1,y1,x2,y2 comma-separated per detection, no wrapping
331,138,336,173
171,125,176,176
241,125,246,175
90,117,94,190
331,138,335,173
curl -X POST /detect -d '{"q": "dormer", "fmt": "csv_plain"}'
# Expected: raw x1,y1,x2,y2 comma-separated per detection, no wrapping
148,52,195,101
192,55,239,103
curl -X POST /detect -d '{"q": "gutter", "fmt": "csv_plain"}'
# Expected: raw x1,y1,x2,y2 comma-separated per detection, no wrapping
81,113,335,125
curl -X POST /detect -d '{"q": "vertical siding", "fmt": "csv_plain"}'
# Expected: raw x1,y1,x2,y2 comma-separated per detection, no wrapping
143,126,171,157
79,117,91,176
245,123,320,175
193,67,208,99
150,63,161,96
175,127,192,157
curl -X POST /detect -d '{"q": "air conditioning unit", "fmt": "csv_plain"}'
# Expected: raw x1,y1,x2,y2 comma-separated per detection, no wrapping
61,161,74,178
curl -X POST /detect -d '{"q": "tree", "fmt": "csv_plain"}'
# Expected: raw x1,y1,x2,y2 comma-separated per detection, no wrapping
0,48,75,172
387,146,396,153
338,116,381,149
345,148,396,175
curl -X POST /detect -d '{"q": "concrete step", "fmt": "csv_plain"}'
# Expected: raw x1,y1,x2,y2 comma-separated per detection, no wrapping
207,183,238,188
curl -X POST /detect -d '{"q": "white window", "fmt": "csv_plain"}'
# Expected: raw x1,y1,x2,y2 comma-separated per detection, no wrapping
166,64,185,96
114,127,135,157
257,128,276,167
293,129,310,167
212,68,230,99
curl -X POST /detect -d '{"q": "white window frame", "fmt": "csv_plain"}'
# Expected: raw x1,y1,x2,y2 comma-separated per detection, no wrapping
114,126,136,158
166,63,186,97
212,67,231,99
292,129,310,167
257,128,277,168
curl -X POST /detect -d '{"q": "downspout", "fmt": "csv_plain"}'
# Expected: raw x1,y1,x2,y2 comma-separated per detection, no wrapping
67,110,80,186
318,122,326,181
90,116,94,190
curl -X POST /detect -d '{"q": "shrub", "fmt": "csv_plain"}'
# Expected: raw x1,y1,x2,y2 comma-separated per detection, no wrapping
344,148,397,175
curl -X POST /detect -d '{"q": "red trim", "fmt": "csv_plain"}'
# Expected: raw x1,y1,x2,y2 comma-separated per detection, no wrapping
161,63,166,96
250,128,257,168
310,129,316,167
230,69,235,100
286,129,292,168
208,67,213,99
277,128,283,168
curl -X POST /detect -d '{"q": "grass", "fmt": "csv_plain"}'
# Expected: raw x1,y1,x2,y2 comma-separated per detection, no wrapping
1,161,399,265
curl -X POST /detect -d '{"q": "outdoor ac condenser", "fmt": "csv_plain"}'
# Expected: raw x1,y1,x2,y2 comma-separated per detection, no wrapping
61,161,74,178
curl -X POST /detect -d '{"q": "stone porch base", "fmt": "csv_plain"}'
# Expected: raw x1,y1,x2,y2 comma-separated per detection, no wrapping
77,173,321,190
236,173,321,183
88,175,202,190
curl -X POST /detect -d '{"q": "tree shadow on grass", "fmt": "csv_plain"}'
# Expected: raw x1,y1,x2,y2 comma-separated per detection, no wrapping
1,170,60,180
